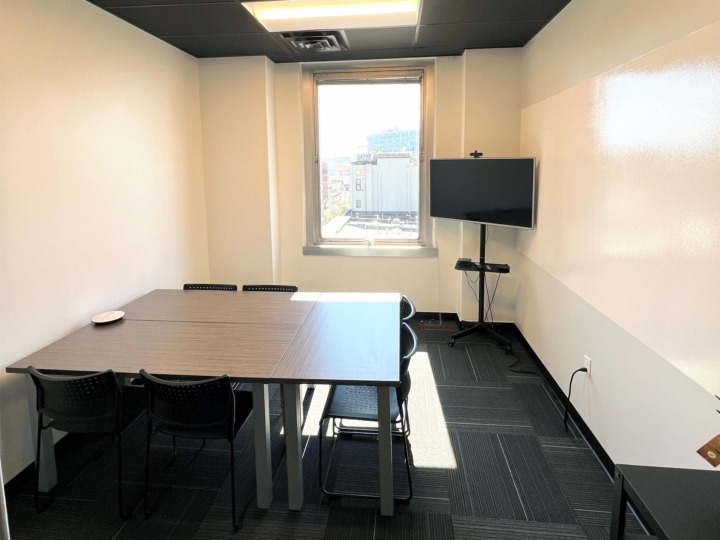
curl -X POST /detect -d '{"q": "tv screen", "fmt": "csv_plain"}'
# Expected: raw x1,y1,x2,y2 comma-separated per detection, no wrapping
429,157,536,229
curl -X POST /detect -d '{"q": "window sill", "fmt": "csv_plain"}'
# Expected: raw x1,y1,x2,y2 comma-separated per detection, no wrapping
303,245,437,258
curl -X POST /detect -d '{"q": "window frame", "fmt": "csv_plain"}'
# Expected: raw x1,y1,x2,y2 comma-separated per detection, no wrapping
302,62,436,257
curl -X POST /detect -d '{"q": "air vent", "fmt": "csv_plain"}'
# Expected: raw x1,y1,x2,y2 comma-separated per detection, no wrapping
280,31,349,52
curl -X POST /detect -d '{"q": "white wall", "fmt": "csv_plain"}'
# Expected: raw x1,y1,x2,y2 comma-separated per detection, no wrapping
202,53,523,319
517,0,720,468
0,0,208,479
199,57,280,285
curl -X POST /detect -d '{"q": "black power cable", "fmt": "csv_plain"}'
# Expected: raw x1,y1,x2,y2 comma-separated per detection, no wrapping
563,367,588,433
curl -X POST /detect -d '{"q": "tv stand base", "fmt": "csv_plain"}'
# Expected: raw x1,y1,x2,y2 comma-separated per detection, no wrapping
448,322,512,354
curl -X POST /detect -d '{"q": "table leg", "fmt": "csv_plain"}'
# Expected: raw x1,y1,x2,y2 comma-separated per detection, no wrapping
283,384,304,511
252,383,272,509
378,385,394,516
610,469,627,540
26,374,57,492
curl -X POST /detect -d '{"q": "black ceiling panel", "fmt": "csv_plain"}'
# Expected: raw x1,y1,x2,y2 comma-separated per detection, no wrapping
84,0,572,61
106,3,264,37
417,21,548,49
419,0,571,25
343,27,417,50
165,33,291,59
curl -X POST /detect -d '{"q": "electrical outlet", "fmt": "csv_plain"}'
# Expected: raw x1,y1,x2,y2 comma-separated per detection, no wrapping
583,355,592,379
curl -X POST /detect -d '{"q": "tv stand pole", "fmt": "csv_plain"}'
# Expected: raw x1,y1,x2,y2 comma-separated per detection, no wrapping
448,223,512,353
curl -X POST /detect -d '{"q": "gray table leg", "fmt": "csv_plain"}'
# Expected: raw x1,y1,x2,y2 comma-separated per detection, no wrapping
610,469,627,540
378,385,394,516
26,373,57,492
252,383,272,509
283,384,304,511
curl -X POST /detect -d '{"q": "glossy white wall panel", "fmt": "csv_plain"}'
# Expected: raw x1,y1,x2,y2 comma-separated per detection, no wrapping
522,0,720,107
514,256,719,467
520,20,720,396
1,0,207,479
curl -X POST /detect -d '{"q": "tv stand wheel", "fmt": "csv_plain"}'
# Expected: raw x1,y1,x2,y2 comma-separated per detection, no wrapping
448,339,455,347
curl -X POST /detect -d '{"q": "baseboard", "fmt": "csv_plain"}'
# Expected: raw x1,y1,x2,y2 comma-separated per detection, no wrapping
413,311,459,323
508,323,615,476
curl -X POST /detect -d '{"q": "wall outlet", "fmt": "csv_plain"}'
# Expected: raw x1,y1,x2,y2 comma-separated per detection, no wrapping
583,355,592,379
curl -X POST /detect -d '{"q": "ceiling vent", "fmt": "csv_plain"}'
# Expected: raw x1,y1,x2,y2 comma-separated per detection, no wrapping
280,31,349,52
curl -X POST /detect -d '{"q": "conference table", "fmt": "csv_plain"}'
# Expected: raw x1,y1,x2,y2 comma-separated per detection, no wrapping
6,289,402,516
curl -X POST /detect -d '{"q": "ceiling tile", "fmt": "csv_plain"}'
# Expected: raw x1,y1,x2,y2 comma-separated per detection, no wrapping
343,27,417,50
164,33,290,59
107,3,264,37
420,0,571,25
417,21,546,49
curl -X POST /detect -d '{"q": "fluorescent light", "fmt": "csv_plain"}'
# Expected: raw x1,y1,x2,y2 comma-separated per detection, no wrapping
241,0,419,32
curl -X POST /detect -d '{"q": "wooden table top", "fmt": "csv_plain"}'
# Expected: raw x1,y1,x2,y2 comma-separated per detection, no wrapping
121,289,320,326
6,290,402,386
6,319,294,380
272,293,401,385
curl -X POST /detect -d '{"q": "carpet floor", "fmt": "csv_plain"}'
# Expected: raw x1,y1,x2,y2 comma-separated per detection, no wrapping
4,320,647,539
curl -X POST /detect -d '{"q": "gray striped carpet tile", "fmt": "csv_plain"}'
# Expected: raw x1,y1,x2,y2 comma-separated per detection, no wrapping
511,381,571,437
452,515,587,539
436,384,530,429
7,494,100,540
196,503,329,540
375,510,454,540
497,433,577,524
427,342,482,382
320,437,411,498
323,505,377,540
540,443,614,518
447,431,528,519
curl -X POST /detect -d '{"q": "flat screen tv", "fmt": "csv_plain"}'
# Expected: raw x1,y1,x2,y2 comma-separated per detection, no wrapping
429,157,536,229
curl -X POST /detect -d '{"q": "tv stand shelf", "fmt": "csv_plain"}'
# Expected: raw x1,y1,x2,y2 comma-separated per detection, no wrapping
455,259,510,273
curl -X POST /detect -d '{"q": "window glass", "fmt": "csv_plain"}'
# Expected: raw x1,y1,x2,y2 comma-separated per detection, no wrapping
315,73,423,243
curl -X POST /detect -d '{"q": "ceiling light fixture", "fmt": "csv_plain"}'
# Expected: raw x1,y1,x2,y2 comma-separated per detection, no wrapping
241,0,420,33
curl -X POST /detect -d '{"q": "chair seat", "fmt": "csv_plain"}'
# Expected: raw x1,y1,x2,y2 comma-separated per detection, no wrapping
325,385,401,422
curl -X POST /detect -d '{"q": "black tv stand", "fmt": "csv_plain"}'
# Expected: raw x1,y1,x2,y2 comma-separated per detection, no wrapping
449,223,512,353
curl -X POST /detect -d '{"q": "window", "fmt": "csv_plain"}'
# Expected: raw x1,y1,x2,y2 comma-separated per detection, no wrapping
303,65,434,255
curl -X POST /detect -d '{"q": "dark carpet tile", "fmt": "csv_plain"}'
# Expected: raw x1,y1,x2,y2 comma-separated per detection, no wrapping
196,503,329,540
497,433,577,524
7,494,102,540
436,384,530,429
320,437,412,499
541,443,613,519
375,509,454,540
427,342,480,382
452,515,587,539
512,380,571,437
323,505,376,540
447,431,527,519
117,487,218,539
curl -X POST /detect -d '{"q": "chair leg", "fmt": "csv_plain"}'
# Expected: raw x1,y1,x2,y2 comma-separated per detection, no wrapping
400,410,413,501
144,417,152,517
318,418,325,492
230,438,239,531
34,413,43,512
117,431,127,519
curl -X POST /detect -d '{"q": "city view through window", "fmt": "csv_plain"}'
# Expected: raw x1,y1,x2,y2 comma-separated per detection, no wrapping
317,80,421,241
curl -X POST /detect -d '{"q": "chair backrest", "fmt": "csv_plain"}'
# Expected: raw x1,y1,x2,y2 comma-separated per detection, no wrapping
398,322,418,402
400,295,416,321
183,283,238,291
140,370,235,438
242,284,298,292
27,366,121,432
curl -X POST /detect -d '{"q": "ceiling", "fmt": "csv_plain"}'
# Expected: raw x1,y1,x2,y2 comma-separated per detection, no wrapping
86,0,572,63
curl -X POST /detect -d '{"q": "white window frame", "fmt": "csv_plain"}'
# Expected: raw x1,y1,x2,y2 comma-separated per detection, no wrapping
302,61,436,257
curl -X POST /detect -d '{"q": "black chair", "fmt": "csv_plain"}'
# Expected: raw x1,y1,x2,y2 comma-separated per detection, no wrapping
183,283,237,291
241,284,298,292
27,366,142,518
140,370,253,531
318,322,419,501
400,294,416,321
